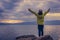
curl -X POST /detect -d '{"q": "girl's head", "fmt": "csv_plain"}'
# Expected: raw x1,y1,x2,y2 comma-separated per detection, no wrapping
38,9,43,15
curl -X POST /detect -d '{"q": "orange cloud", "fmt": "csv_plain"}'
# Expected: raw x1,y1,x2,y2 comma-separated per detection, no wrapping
0,19,24,23
45,13,60,20
46,13,60,17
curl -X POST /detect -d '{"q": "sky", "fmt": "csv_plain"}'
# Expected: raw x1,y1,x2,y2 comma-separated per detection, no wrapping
0,0,60,23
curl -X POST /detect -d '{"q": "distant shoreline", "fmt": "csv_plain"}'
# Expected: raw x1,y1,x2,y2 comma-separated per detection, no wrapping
0,20,60,25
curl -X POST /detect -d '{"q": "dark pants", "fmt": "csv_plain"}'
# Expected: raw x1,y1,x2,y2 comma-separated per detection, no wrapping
38,25,44,37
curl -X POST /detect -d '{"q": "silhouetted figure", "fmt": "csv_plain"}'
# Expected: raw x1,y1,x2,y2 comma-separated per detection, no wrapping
28,8,50,37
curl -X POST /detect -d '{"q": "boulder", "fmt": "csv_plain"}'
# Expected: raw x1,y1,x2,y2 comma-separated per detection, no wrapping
38,35,53,40
16,35,37,40
16,35,53,40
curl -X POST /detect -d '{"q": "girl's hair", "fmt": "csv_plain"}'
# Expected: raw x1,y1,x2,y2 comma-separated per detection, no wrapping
38,9,43,15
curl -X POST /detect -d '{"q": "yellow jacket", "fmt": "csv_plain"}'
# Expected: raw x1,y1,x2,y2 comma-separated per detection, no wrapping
28,9,50,25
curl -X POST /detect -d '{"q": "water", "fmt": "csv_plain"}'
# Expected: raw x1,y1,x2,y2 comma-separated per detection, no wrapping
44,25,60,40
0,24,60,40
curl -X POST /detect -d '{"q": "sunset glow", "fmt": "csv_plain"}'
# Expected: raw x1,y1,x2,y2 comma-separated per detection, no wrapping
47,13,60,17
0,20,24,23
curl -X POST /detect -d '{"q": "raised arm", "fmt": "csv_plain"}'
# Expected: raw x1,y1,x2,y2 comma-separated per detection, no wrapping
28,9,38,16
44,8,50,16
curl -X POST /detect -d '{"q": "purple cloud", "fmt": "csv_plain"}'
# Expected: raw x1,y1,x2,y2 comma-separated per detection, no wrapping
46,1,60,13
0,0,60,21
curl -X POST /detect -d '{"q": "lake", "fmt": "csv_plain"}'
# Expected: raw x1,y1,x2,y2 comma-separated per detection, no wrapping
0,24,60,40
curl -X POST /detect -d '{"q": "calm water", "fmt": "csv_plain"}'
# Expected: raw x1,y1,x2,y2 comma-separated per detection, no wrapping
0,25,60,40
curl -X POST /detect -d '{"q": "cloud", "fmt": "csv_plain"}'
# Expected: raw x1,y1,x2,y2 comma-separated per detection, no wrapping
0,8,4,13
14,0,48,12
10,0,49,20
0,0,23,19
44,0,60,13
45,13,60,21
0,0,60,22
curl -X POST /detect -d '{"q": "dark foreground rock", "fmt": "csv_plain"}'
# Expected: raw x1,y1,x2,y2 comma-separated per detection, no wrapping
16,35,37,40
38,35,53,40
16,35,53,40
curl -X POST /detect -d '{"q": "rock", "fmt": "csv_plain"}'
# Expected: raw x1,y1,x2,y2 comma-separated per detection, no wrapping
16,35,37,40
16,35,53,40
38,35,53,40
